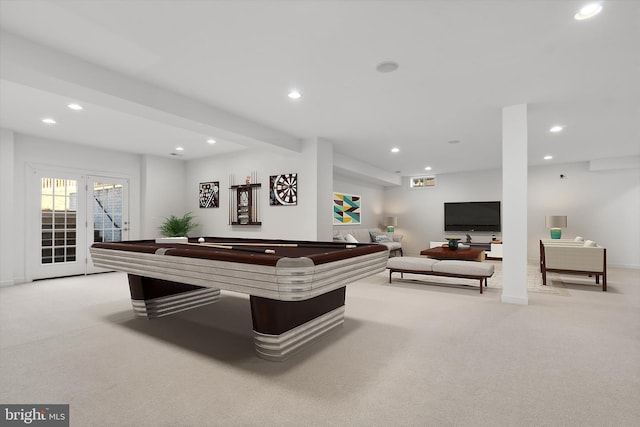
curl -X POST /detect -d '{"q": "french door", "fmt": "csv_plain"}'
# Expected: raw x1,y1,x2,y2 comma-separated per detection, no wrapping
29,167,129,280
86,176,129,274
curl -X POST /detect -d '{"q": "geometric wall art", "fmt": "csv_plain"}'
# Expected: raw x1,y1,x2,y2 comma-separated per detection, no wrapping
269,173,298,206
333,192,361,225
199,181,219,208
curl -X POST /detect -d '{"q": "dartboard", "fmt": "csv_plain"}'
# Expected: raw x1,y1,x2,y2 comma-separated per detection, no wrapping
270,173,297,205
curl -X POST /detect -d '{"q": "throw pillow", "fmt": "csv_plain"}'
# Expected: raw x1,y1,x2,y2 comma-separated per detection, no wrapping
345,234,358,244
574,236,584,242
369,231,384,242
584,240,597,247
333,232,347,242
373,234,390,243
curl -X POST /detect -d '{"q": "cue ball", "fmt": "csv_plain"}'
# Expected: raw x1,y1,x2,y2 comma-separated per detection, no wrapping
198,237,205,243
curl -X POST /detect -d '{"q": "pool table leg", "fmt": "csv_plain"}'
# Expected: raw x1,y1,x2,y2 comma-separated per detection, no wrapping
250,287,346,361
127,275,220,319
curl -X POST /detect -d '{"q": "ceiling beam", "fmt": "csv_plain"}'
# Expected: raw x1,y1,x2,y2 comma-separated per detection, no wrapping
333,152,401,187
0,31,301,154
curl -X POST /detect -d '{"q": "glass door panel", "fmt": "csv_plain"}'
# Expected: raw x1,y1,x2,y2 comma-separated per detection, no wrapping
41,178,78,264
92,181,124,242
31,172,86,280
87,177,129,274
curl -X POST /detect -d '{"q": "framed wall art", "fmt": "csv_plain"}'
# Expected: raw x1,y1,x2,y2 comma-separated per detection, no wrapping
269,173,298,206
199,181,219,208
333,192,361,225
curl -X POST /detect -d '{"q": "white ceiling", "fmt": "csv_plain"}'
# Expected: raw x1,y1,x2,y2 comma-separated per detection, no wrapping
1,0,638,178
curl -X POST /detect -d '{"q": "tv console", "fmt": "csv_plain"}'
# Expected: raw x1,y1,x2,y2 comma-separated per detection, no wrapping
430,241,503,260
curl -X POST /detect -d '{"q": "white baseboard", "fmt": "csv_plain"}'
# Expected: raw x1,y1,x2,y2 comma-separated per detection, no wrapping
608,263,640,270
0,279,15,287
501,294,529,305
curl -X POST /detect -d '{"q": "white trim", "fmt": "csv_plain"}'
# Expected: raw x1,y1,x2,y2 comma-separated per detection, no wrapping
501,294,529,305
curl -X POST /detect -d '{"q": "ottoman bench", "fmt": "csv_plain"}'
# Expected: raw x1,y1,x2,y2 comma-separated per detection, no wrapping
386,257,495,294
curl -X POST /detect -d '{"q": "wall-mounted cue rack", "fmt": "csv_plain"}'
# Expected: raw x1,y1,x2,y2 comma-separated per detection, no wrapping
229,172,262,225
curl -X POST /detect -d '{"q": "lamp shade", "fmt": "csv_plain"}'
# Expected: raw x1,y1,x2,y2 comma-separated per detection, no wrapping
385,216,398,227
545,216,567,228
545,215,567,239
385,216,397,232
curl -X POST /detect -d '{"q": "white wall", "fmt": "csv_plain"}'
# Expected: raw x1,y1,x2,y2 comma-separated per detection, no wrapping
6,133,143,283
333,173,385,230
528,162,640,268
384,162,640,268
314,138,334,241
0,129,16,286
140,155,187,239
384,169,503,256
185,139,331,241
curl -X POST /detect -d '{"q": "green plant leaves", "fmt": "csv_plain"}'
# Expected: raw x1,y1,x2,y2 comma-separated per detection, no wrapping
159,212,198,237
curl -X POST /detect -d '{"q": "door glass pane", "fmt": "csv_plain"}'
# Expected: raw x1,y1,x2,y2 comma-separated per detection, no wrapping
93,182,123,243
41,178,78,264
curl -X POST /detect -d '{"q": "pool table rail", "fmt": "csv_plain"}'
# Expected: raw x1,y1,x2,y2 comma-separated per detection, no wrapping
90,246,387,301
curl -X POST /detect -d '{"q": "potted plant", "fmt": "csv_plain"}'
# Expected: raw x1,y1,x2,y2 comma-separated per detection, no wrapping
159,212,198,237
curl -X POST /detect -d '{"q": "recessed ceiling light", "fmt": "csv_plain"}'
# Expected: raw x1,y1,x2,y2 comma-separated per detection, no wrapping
549,125,563,133
391,147,400,153
575,3,603,20
424,166,432,171
288,90,301,99
67,103,83,110
448,140,461,144
544,155,553,160
207,138,216,144
41,118,56,125
175,146,184,151
376,61,399,73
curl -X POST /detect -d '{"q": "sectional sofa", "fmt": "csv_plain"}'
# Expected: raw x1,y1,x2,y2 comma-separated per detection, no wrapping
333,228,403,256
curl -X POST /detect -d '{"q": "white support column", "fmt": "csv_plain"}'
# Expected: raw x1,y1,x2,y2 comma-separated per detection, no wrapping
315,138,334,241
300,137,334,241
501,104,529,305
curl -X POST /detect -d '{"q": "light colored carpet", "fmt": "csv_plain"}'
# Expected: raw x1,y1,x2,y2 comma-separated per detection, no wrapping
1,263,639,427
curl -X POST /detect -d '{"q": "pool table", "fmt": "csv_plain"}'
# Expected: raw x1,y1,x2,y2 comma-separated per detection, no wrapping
90,237,388,361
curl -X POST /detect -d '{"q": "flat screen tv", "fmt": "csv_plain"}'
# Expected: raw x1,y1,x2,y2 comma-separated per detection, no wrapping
444,201,501,232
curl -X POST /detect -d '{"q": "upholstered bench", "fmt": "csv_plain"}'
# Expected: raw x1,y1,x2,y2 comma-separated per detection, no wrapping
386,257,495,294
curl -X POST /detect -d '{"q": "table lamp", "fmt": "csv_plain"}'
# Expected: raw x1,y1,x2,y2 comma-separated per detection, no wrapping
545,215,567,239
385,216,398,233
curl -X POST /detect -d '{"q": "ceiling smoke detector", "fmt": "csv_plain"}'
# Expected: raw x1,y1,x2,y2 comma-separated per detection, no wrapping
376,61,399,73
